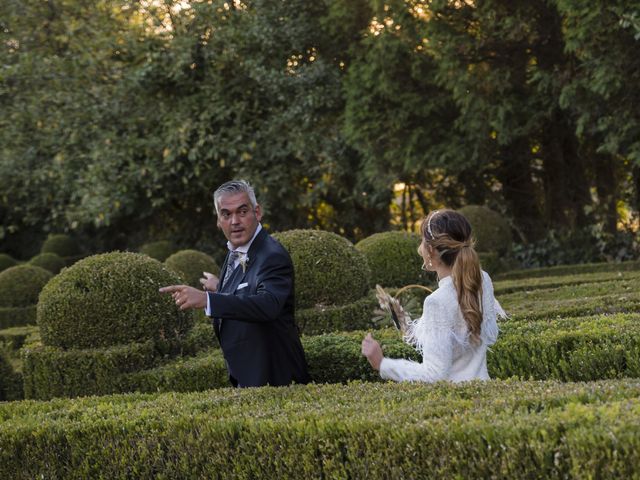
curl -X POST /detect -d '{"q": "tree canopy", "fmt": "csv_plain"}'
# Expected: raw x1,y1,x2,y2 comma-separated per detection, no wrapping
1,0,639,258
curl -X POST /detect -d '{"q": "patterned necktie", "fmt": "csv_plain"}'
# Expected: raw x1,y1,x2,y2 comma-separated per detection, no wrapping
222,251,239,287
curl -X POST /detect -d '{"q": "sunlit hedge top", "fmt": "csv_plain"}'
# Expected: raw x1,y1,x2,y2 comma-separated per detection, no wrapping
29,252,66,274
356,231,426,288
164,249,220,288
272,230,371,309
0,253,18,273
37,252,192,350
40,234,81,258
139,240,175,262
457,205,512,255
0,265,53,308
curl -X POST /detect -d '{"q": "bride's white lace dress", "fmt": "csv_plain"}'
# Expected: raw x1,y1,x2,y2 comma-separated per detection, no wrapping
379,271,501,383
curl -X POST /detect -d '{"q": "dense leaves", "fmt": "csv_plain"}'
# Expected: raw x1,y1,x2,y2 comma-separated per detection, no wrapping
1,0,639,260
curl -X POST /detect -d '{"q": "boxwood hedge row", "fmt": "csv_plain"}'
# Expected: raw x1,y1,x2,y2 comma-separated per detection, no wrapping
495,259,640,281
26,312,634,400
2,380,640,479
499,277,640,320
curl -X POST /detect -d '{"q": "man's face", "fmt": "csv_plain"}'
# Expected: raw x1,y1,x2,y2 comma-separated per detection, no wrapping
216,192,262,249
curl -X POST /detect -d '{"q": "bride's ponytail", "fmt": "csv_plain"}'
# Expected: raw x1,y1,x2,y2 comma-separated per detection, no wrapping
422,210,484,344
451,242,483,344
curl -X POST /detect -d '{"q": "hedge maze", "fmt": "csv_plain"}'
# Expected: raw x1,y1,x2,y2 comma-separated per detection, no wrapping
2,234,640,477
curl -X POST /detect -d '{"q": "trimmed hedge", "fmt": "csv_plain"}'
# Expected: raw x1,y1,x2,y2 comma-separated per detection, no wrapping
164,249,220,288
22,341,158,400
28,252,66,274
139,240,175,262
158,313,640,387
296,295,379,335
500,277,640,321
458,205,512,254
0,265,52,308
37,252,193,350
355,231,426,288
40,233,81,258
0,349,22,401
0,253,17,273
3,380,640,478
494,269,640,295
0,306,37,329
0,326,39,352
495,259,640,281
272,229,371,309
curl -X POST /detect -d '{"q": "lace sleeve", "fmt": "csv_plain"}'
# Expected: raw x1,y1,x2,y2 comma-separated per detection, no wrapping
379,296,454,382
480,271,499,346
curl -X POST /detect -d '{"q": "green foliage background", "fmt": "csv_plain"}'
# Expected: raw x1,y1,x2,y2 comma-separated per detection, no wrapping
2,0,639,260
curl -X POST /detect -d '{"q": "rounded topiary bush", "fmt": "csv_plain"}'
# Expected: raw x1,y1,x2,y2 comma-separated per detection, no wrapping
0,265,53,308
356,231,426,288
41,234,81,258
457,205,512,255
37,252,193,350
165,249,220,288
139,240,175,262
29,252,66,274
0,253,18,273
272,230,371,309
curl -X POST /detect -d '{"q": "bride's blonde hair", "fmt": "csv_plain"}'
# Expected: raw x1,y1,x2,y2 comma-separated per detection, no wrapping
421,209,483,344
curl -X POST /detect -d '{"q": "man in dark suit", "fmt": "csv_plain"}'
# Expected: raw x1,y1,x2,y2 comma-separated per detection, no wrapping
160,180,310,387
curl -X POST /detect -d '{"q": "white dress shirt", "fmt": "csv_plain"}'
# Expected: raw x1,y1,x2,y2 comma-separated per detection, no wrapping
205,224,262,315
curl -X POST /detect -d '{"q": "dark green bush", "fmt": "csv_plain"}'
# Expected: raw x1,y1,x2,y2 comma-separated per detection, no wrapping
0,253,17,273
296,295,378,335
3,380,640,479
0,349,22,401
495,259,640,281
37,252,193,350
28,252,66,274
120,350,228,394
164,249,220,288
40,234,81,258
0,265,52,308
499,275,640,320
355,231,426,288
458,205,512,255
139,240,175,262
0,306,37,329
22,341,158,400
272,229,371,309
0,325,39,352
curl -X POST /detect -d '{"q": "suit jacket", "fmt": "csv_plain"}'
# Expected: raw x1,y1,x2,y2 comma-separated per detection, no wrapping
207,228,310,387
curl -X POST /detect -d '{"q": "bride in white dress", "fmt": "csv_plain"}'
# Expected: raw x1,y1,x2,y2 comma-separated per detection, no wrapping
361,209,503,383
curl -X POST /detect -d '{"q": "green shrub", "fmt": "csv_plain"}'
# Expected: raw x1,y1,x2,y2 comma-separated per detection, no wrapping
3,380,640,478
494,269,640,295
355,231,427,288
0,265,52,308
0,306,37,329
499,276,640,321
296,295,378,335
164,249,220,288
37,252,193,350
120,350,228,394
495,259,640,281
458,205,512,254
139,240,175,262
272,229,371,309
22,341,158,400
0,253,17,273
28,252,66,274
40,233,81,257
0,326,39,352
0,349,22,401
